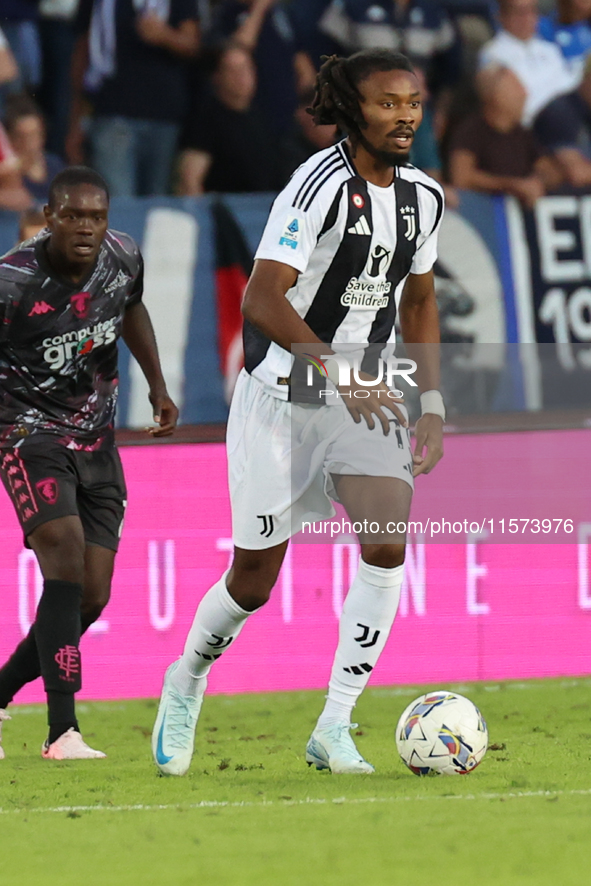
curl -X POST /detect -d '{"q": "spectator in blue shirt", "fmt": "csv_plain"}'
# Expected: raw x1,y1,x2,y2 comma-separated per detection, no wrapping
539,0,591,79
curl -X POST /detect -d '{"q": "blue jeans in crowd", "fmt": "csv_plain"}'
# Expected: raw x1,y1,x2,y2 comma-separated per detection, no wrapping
89,116,181,197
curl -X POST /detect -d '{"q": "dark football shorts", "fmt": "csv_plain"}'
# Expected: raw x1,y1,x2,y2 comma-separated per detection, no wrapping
0,438,127,552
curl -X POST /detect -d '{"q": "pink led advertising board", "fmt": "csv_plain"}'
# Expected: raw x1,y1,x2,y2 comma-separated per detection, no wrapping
0,434,590,703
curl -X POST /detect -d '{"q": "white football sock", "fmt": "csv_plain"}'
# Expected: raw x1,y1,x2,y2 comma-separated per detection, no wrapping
171,571,251,696
317,560,404,728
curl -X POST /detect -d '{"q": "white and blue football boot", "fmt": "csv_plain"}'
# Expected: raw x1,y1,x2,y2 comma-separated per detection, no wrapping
152,661,206,776
306,723,375,774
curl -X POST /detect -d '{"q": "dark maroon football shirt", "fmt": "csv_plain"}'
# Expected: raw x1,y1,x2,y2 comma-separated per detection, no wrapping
0,229,143,448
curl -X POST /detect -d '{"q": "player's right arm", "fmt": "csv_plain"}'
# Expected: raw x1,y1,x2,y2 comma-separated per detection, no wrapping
242,154,337,359
242,260,403,435
243,259,314,353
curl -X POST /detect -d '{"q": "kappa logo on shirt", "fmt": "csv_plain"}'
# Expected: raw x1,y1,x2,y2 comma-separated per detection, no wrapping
28,301,55,317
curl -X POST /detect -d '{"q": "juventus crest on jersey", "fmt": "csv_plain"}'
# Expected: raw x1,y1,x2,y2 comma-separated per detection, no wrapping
245,139,444,398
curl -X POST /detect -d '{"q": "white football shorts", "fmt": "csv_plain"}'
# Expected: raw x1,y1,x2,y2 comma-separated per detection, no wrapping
227,370,414,550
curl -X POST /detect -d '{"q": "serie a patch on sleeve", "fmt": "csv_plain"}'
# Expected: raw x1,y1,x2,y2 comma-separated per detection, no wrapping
279,215,301,250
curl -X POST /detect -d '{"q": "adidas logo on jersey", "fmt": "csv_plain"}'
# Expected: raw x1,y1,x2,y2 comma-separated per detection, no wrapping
28,301,55,316
347,215,371,236
104,270,131,294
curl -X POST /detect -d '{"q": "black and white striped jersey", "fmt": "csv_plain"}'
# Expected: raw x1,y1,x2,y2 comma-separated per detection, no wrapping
246,139,444,398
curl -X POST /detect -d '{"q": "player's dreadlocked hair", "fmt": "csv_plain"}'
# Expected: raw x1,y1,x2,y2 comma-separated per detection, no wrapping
48,166,110,207
309,49,414,145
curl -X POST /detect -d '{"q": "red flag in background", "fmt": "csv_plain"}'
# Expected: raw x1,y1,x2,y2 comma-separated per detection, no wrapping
213,201,253,402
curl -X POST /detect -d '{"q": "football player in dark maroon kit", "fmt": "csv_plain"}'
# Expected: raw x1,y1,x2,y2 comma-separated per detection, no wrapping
0,166,178,760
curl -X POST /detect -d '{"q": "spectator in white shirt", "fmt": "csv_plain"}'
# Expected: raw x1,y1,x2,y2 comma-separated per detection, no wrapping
479,0,591,186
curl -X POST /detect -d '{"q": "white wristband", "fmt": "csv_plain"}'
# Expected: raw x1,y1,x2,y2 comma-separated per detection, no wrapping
420,390,445,420
323,357,342,386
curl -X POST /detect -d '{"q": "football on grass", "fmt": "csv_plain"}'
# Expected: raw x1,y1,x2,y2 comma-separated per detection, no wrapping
396,691,488,776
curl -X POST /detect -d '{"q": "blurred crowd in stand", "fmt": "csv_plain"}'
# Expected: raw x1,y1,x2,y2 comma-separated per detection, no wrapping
1,0,591,219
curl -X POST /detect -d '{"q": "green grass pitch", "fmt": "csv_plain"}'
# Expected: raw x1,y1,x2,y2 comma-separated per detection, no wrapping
1,678,591,886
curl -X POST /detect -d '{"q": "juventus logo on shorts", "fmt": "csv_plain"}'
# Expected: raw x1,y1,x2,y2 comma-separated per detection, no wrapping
400,205,416,241
258,514,275,537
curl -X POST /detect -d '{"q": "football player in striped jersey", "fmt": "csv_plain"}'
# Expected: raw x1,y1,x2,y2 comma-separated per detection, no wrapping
153,49,444,776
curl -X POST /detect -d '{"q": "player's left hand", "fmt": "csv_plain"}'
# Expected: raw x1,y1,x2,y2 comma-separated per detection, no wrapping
147,390,179,437
412,413,443,476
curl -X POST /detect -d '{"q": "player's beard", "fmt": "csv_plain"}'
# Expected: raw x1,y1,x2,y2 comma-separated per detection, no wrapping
357,132,412,167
